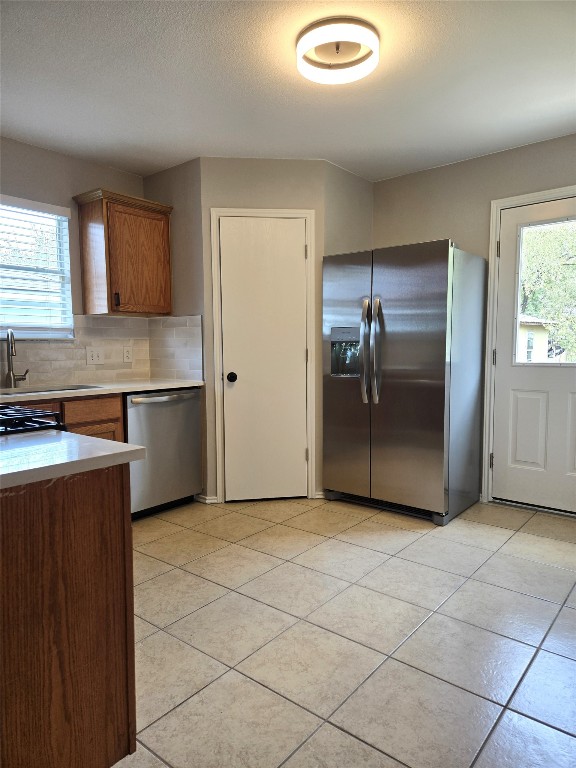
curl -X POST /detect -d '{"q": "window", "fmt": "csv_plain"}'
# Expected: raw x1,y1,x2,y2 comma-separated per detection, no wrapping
516,218,576,364
0,195,73,339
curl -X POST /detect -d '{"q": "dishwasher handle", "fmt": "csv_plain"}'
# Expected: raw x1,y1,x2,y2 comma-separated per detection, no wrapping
129,392,200,405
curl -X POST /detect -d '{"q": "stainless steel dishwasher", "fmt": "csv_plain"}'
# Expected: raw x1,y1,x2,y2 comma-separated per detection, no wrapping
125,388,202,515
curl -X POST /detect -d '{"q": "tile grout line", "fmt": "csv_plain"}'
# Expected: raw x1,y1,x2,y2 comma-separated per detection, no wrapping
323,721,415,768
498,578,576,712
134,737,175,768
164,592,302,670
467,706,509,768
136,665,230,738
503,707,576,740
133,566,176,588
273,721,327,768
230,662,415,768
469,650,575,768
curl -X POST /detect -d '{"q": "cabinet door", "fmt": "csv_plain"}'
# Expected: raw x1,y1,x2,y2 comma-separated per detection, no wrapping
107,203,171,314
10,400,61,417
63,395,124,442
68,421,123,442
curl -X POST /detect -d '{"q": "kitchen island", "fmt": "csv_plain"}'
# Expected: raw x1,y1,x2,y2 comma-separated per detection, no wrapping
0,430,145,768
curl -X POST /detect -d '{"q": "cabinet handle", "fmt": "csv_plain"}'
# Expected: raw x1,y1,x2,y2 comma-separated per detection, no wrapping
130,392,199,404
113,292,120,307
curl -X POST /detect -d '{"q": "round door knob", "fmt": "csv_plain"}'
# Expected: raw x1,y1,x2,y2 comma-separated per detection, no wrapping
227,372,238,383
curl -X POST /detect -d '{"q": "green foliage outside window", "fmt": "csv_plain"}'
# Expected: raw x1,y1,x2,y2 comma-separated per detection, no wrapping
519,220,576,363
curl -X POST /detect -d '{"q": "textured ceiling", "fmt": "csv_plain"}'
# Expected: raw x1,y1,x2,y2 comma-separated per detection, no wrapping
1,1,575,181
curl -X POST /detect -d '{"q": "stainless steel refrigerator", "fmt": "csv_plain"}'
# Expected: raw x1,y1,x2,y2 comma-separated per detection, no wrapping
323,239,486,525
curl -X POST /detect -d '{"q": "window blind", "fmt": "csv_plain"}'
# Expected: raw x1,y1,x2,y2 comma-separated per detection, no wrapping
0,196,73,339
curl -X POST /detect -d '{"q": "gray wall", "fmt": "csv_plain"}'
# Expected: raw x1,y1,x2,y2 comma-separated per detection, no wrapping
144,158,203,317
197,157,376,499
373,134,576,258
0,137,143,313
324,162,373,256
197,157,326,499
145,155,375,500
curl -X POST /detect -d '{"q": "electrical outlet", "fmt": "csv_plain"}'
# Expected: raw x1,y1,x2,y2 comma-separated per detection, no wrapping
123,346,133,363
86,347,104,364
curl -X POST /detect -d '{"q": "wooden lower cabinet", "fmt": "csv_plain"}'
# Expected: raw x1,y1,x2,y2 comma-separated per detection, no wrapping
15,399,61,414
11,395,125,442
0,465,136,768
63,395,124,442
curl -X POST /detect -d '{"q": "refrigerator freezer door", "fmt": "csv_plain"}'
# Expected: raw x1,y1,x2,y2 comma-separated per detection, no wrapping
371,241,450,513
323,251,372,497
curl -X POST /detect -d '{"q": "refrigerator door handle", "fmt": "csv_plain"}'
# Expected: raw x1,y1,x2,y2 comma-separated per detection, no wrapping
359,298,370,404
370,296,383,404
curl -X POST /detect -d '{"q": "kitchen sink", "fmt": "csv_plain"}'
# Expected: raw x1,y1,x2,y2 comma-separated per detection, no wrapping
0,384,102,396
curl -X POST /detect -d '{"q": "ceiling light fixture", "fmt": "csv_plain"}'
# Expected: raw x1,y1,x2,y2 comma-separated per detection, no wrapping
296,17,379,85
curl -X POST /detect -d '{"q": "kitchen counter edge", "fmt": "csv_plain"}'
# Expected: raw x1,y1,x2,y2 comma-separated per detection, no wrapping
0,379,204,403
0,431,146,490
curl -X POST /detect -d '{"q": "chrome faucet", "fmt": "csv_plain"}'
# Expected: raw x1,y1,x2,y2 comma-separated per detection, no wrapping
5,329,29,388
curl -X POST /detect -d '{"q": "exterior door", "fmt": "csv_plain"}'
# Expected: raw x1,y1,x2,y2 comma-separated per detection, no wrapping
371,242,449,512
219,216,308,500
492,198,576,512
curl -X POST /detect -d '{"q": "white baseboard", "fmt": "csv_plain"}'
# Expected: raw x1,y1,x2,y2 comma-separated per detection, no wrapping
195,495,219,505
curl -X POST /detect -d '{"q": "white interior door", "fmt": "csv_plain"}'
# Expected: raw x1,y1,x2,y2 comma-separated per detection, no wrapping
492,197,576,513
219,216,308,500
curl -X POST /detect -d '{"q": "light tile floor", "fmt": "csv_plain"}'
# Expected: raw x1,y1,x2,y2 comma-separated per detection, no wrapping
117,500,576,768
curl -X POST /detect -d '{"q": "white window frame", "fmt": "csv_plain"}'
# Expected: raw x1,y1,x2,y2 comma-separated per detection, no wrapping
0,194,74,340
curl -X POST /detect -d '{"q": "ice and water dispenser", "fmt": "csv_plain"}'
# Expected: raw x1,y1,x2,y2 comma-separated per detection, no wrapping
330,327,360,377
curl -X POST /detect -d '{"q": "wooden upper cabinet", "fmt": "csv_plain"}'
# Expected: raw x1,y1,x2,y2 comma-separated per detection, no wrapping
74,189,173,315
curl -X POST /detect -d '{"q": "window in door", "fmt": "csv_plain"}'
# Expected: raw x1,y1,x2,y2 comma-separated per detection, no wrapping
515,218,576,365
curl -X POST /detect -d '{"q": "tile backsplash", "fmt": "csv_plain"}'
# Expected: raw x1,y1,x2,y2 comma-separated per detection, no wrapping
0,315,203,388
149,316,203,381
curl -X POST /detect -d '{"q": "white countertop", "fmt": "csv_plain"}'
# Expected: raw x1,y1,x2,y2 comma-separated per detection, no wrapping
0,378,204,403
0,430,146,490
